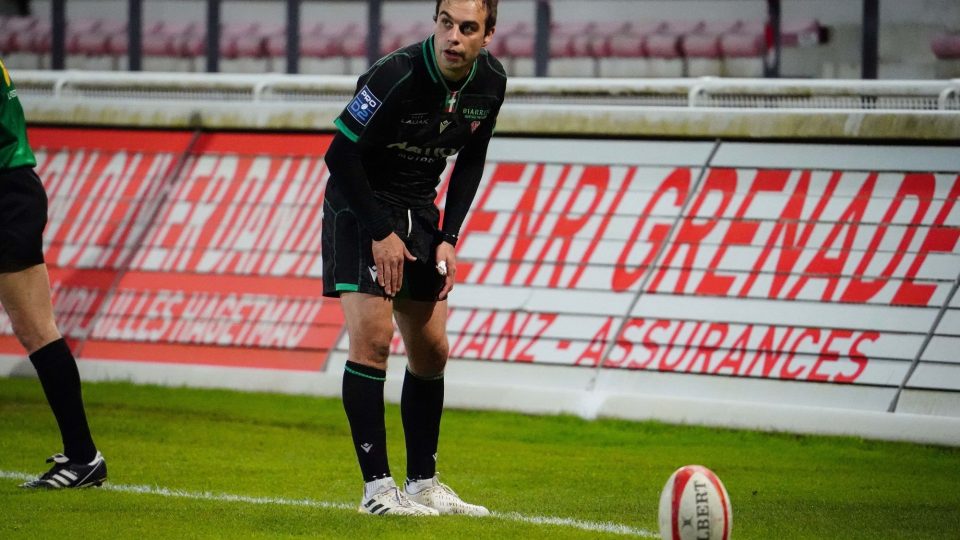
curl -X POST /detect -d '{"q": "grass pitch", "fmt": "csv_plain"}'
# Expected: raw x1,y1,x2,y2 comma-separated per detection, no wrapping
2,376,959,539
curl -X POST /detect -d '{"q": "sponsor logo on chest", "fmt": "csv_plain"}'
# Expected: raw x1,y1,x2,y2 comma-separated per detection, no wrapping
387,141,458,159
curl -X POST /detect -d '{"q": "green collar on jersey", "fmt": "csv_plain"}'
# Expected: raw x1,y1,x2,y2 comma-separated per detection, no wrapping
421,36,478,94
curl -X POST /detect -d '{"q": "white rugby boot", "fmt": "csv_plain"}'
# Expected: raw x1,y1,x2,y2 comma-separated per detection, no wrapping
404,475,490,516
358,477,439,516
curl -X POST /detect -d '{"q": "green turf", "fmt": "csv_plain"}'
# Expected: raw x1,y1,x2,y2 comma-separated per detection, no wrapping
2,376,959,539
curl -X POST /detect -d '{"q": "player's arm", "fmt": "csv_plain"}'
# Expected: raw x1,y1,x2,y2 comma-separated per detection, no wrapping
434,128,494,300
325,134,415,297
324,134,393,240
327,54,417,296
440,134,491,244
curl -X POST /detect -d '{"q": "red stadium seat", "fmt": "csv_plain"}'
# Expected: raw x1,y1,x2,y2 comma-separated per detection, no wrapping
382,21,433,54
143,21,199,57
499,28,536,59
931,33,960,59
550,21,594,58
484,21,528,57
0,16,39,53
340,24,374,58
238,23,279,59
570,21,630,58
74,19,127,57
107,20,164,57
64,19,103,55
606,21,666,58
176,22,259,58
21,19,52,55
498,21,592,60
720,32,763,58
682,20,741,59
303,24,351,59
720,18,826,59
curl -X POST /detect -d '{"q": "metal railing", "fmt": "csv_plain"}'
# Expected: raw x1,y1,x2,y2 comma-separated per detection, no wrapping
18,71,960,110
15,71,960,139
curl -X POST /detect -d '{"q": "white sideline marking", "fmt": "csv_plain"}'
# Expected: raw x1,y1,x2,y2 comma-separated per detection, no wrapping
2,470,657,537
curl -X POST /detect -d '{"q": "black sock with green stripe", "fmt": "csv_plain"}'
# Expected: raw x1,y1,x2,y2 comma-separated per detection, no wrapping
342,361,390,482
401,367,444,481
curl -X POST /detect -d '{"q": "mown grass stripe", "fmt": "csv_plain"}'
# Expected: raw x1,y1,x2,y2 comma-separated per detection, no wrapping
0,471,657,537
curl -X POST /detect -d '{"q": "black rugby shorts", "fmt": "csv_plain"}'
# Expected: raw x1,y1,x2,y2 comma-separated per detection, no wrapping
321,190,445,301
0,166,47,273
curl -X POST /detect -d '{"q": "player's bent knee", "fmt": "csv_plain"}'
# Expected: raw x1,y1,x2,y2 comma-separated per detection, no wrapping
349,336,392,369
13,328,61,355
4,311,59,354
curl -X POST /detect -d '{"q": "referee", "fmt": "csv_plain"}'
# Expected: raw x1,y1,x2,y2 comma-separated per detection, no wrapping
0,59,107,489
322,0,505,516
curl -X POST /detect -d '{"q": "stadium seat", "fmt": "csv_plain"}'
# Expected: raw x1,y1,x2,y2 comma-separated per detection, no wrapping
551,21,595,59
178,22,259,59
682,20,742,58
497,21,591,60
682,20,742,77
484,21,528,58
605,21,665,58
20,19,52,56
73,19,126,57
303,24,352,58
143,21,199,58
382,21,434,54
295,22,357,74
339,24,372,59
720,18,827,59
931,33,960,59
646,20,704,60
931,32,960,78
63,19,104,55
642,20,705,76
550,21,602,76
0,16,38,53
598,21,666,77
233,22,281,60
108,20,164,57
570,21,631,58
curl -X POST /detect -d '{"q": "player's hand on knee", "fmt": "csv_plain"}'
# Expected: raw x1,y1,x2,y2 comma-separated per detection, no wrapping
372,233,416,297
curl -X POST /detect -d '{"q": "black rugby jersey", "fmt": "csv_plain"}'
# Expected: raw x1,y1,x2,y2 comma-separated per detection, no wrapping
332,35,506,217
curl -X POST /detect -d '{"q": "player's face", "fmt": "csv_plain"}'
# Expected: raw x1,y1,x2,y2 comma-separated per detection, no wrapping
433,0,494,81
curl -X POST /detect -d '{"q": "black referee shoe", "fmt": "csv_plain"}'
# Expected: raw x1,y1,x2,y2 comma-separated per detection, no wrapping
20,452,107,489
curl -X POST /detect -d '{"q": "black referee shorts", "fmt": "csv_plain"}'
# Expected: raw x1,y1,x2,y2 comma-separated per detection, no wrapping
0,166,48,273
321,189,445,301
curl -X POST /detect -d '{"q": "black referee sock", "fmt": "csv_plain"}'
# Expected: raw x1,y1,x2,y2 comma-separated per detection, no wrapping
401,367,444,481
342,361,390,482
28,338,97,464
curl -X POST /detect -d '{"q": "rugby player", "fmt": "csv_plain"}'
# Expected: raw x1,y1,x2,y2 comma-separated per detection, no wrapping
0,60,107,489
322,0,505,516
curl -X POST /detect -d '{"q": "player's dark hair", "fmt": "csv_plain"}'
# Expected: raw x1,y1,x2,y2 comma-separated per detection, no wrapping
434,0,498,33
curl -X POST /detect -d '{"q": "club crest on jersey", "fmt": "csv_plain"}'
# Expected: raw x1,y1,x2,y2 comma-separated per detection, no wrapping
347,85,382,126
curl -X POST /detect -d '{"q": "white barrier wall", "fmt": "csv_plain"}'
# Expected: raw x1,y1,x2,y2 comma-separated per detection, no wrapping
2,126,957,445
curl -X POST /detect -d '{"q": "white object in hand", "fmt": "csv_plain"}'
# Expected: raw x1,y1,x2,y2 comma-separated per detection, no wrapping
436,260,448,276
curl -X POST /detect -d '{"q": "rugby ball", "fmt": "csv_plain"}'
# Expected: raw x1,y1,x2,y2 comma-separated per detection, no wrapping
658,465,732,540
